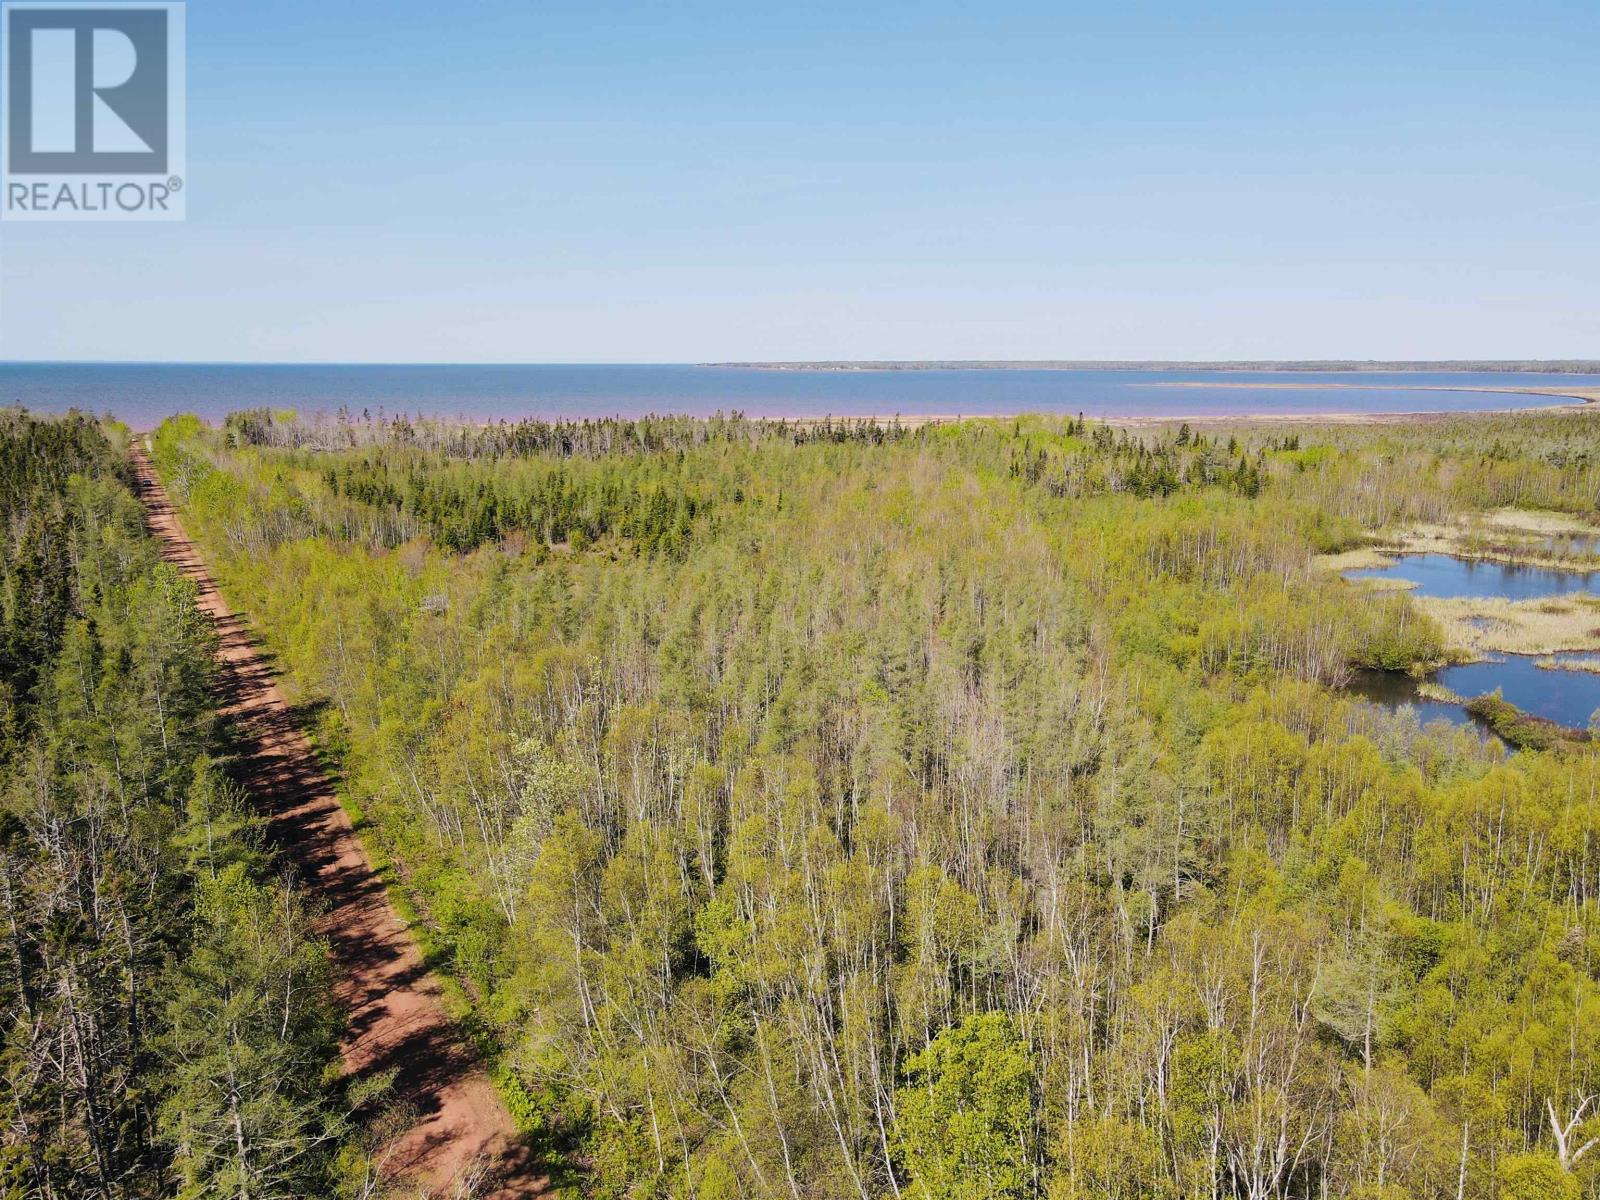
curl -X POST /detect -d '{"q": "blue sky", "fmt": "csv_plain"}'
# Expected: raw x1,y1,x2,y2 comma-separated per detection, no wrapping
2,0,1598,362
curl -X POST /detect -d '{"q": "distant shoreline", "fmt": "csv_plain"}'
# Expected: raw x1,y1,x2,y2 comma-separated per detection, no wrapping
134,394,1597,438
710,360,1600,374
769,396,1598,429
1142,381,1600,405
15,362,1598,431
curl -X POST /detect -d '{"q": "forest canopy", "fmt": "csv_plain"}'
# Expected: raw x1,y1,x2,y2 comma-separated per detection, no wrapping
0,410,349,1200
145,406,1600,1200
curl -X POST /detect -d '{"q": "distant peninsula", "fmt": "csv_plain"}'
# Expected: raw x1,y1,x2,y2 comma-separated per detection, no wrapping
708,360,1600,374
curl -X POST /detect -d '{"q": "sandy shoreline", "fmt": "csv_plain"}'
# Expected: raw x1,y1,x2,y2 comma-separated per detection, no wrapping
780,381,1600,427
139,385,1598,437
781,397,1596,429
1138,380,1600,405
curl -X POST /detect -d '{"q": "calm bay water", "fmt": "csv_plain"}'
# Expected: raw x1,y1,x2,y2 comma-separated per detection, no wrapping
1,363,1595,429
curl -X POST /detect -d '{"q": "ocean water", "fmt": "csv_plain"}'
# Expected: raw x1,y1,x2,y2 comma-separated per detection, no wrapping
0,363,1595,429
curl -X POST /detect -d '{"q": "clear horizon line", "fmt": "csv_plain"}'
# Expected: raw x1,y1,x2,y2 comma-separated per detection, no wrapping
4,357,1600,369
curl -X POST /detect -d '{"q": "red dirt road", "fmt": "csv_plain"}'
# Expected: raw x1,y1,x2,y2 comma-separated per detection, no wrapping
131,447,545,1199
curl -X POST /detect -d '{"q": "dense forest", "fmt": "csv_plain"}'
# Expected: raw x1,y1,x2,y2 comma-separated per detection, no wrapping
0,411,351,1199
140,405,1600,1200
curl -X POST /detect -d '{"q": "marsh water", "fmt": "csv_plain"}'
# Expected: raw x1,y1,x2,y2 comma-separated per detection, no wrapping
1345,553,1600,733
1347,553,1599,600
1349,657,1600,733
1538,531,1600,558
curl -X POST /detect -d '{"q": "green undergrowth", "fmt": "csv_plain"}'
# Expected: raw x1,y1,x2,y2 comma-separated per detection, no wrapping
146,407,1600,1200
1464,691,1594,753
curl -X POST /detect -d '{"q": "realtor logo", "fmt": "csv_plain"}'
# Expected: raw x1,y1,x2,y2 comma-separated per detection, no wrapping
2,2,185,220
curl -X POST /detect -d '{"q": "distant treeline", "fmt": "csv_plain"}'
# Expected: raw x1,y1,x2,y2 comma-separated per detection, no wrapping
220,406,918,458
217,410,1268,555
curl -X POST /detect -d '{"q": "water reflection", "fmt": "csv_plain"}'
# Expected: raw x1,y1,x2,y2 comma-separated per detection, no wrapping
1538,532,1600,558
1347,670,1471,729
1345,552,1600,737
1349,657,1600,735
1346,553,1598,600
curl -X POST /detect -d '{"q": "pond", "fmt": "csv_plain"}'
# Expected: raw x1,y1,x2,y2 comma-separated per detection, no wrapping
1537,531,1600,558
1346,553,1599,600
1346,670,1472,730
1349,657,1600,734
1345,552,1600,736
